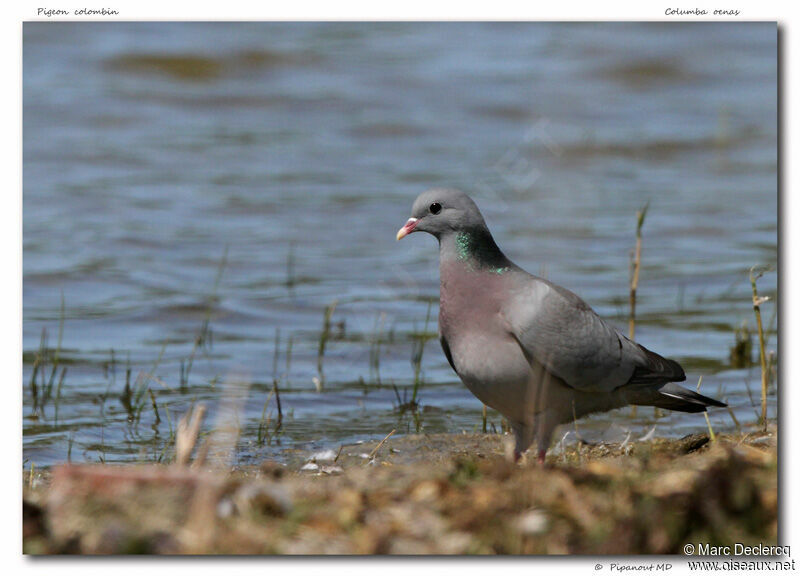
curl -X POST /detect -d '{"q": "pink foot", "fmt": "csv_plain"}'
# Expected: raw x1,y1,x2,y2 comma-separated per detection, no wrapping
537,449,546,465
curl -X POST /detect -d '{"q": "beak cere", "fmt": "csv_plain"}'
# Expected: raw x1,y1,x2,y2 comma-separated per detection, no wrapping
396,218,418,240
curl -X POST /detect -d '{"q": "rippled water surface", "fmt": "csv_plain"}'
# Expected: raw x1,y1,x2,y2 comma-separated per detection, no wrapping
23,22,778,466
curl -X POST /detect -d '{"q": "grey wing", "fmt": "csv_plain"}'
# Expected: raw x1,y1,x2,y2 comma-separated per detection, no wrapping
502,277,684,392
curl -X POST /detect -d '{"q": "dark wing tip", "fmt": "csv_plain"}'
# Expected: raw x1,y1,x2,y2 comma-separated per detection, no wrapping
627,343,686,386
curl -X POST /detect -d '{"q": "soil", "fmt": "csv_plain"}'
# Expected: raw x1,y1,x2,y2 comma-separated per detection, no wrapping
23,426,778,555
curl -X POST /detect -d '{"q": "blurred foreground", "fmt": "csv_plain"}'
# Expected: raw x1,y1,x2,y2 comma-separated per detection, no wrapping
24,426,777,555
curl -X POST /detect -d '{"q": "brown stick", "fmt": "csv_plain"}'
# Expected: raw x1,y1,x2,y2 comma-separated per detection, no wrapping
749,267,770,431
273,380,283,431
629,203,649,418
629,202,649,340
367,429,396,463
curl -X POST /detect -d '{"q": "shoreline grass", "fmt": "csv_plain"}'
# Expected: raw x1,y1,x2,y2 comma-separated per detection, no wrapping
749,266,772,432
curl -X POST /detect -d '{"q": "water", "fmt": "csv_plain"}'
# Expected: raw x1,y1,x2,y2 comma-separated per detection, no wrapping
23,22,778,467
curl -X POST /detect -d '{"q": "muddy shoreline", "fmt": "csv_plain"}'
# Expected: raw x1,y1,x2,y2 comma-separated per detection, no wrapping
23,427,777,555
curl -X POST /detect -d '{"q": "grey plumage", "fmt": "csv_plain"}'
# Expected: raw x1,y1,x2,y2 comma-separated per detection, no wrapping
397,188,725,462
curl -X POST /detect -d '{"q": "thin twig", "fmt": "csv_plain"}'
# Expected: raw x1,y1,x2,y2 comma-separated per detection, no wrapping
697,376,716,442
629,202,648,418
317,300,338,388
367,429,396,463
629,201,649,340
726,404,741,433
273,380,283,431
749,266,770,430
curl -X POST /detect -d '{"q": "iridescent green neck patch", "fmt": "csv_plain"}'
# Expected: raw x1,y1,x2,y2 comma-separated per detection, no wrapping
455,232,509,275
455,232,475,261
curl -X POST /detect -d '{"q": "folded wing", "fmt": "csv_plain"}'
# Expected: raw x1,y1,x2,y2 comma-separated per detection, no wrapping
502,275,685,393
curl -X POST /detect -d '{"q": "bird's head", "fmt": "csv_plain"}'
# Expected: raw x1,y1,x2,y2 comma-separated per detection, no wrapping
396,188,488,241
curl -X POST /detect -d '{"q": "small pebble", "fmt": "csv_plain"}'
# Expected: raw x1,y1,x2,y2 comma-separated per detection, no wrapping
516,509,549,535
217,498,235,518
310,449,337,462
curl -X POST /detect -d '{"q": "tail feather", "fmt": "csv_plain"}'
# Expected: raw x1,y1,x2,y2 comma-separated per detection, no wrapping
634,382,727,414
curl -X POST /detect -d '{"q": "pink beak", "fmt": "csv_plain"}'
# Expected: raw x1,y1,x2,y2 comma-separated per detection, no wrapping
396,218,418,240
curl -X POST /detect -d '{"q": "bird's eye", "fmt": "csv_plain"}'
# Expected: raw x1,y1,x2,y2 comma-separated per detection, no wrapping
429,202,442,215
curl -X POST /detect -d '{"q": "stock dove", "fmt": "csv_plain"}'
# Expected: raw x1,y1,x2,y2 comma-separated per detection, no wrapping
396,189,725,463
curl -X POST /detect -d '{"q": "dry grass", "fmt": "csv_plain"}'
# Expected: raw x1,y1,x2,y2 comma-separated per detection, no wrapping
749,266,771,431
24,427,777,555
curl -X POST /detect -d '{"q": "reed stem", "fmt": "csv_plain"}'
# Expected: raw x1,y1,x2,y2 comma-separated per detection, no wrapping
629,201,649,340
749,266,770,431
629,202,648,418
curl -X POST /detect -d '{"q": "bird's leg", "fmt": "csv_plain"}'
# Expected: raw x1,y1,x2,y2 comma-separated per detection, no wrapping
535,411,558,466
510,420,535,465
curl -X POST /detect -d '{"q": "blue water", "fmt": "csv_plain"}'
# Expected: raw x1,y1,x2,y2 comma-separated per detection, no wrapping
23,22,777,466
